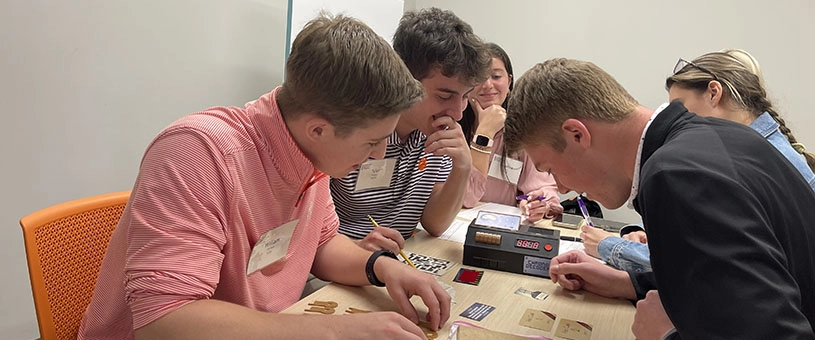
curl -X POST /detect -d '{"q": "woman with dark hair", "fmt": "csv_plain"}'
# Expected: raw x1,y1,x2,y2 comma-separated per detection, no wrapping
460,43,562,221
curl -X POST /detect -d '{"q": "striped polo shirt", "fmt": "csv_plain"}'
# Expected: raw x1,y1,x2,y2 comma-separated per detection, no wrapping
331,129,452,239
78,88,339,339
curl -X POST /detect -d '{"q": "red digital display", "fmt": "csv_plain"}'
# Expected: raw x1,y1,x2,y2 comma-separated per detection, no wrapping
515,238,540,250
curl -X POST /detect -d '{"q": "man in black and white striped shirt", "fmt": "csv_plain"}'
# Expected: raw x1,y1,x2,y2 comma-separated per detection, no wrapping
331,8,491,253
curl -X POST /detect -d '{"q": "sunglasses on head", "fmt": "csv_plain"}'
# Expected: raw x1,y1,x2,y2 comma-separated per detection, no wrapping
673,58,719,81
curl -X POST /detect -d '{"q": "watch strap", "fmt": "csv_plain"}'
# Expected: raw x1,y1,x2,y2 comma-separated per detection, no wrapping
365,249,397,287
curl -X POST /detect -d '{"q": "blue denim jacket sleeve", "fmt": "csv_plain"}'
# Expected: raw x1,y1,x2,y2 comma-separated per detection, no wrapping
750,112,815,192
597,236,652,273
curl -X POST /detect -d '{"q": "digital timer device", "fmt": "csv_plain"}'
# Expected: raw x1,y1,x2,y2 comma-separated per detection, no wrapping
463,211,561,278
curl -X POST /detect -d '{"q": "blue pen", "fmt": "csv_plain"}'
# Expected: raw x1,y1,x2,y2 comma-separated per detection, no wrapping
576,196,595,227
515,195,546,201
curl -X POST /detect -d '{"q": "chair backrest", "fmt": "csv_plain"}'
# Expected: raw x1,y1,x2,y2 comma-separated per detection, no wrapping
19,190,130,340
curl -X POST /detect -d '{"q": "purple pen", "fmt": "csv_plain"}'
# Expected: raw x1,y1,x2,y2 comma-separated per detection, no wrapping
515,195,546,201
576,196,595,227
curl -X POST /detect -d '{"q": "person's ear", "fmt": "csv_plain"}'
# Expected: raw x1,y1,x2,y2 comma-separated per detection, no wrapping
305,116,333,143
708,80,724,108
561,118,591,149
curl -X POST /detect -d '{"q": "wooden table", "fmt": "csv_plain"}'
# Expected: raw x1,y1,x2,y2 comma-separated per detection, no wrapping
282,223,635,339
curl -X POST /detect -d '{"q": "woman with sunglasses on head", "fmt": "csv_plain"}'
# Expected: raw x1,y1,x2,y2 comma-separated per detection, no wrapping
459,43,562,222
583,49,815,274
550,49,815,339
668,49,815,189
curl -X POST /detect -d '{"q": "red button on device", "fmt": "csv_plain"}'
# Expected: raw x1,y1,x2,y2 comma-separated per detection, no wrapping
544,243,553,251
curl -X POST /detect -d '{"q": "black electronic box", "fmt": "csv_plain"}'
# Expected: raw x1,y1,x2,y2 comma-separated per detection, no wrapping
463,211,561,278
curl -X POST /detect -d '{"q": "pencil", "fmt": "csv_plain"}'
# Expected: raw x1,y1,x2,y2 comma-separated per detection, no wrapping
366,215,417,269
400,250,417,269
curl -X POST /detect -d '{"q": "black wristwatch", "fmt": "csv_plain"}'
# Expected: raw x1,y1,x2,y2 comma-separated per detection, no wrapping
473,134,493,148
365,249,397,287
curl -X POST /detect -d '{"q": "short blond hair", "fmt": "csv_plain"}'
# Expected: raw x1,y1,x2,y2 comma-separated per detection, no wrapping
278,13,424,136
504,58,638,154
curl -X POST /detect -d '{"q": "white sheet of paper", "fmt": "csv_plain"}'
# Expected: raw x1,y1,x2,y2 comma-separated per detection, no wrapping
246,219,299,275
354,158,396,192
438,218,473,244
557,240,605,264
456,202,523,221
558,239,586,254
487,155,523,185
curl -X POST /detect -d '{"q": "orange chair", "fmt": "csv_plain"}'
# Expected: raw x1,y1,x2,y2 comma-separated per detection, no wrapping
20,190,130,340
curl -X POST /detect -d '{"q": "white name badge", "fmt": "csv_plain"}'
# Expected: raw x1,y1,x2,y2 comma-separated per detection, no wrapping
354,158,396,192
488,155,523,185
247,219,299,276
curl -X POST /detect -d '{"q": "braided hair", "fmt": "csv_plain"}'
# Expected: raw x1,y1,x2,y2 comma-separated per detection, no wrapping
667,49,814,172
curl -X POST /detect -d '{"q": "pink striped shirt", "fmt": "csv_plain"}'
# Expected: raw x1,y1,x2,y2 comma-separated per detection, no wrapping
463,130,561,209
78,87,338,339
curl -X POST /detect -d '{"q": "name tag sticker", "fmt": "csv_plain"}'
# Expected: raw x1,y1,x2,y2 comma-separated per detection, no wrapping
488,155,522,185
354,158,396,192
247,219,299,275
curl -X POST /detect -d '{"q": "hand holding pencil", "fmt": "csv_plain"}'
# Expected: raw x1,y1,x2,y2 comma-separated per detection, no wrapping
353,215,406,254
364,215,416,269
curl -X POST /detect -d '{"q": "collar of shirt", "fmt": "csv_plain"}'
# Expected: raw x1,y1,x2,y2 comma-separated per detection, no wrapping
296,168,327,207
626,102,670,209
247,87,317,188
388,129,427,148
748,111,777,138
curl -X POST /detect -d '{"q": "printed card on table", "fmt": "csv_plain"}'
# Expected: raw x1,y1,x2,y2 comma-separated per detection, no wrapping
555,318,593,340
459,302,496,321
400,251,456,276
518,309,556,332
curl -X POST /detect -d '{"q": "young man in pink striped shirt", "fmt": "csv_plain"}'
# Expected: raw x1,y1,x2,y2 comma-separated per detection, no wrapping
78,13,450,340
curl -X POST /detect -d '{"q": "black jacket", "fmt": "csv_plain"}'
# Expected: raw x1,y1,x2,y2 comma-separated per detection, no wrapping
630,102,815,339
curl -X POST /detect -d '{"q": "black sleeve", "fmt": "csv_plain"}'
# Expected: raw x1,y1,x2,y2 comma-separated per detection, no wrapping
638,162,813,339
629,271,656,301
619,224,645,236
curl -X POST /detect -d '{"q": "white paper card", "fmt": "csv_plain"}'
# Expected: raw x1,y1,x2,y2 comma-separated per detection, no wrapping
488,155,523,185
354,158,396,192
247,219,299,275
438,218,472,244
457,202,523,221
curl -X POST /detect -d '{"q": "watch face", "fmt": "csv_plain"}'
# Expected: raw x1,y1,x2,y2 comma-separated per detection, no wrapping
475,135,490,147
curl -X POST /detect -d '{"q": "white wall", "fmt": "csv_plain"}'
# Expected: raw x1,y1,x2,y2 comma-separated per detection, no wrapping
408,0,815,224
288,0,403,53
3,0,814,338
0,0,288,338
